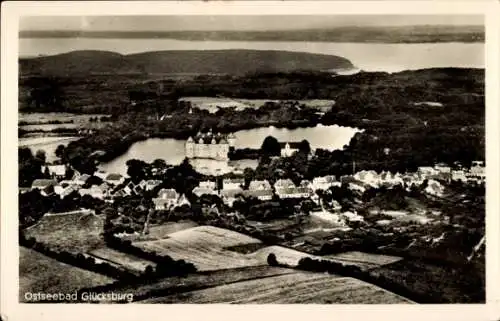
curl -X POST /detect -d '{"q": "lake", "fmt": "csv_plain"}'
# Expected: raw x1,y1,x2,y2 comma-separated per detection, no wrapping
20,38,484,73
100,124,361,175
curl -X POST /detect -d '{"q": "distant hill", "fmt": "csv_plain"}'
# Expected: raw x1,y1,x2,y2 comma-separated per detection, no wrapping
19,49,354,76
20,25,484,43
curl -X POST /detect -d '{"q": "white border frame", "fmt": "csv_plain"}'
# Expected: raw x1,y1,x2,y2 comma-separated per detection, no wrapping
2,2,500,321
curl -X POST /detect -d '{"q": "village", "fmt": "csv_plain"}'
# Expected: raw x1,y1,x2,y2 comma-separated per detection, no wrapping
24,140,485,226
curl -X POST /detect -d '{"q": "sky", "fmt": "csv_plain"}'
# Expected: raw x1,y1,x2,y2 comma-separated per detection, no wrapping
20,15,484,32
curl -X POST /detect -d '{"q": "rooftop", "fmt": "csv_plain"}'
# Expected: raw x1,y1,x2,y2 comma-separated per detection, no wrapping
279,142,302,149
157,188,178,199
32,179,57,187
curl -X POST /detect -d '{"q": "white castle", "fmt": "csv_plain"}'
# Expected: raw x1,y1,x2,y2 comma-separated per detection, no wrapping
185,130,236,161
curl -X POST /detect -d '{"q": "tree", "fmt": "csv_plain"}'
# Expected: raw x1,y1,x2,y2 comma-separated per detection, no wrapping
298,139,311,155
261,136,281,157
243,167,255,189
35,149,46,163
55,144,66,159
126,159,149,183
267,253,279,266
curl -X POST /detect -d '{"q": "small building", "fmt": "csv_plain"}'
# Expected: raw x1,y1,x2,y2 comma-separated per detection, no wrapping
79,184,109,200
193,186,218,197
42,165,67,180
434,163,451,174
153,188,179,210
248,180,272,191
279,142,301,157
73,173,91,186
223,178,244,190
176,194,191,207
341,211,364,222
105,173,125,186
243,189,273,201
31,179,57,196
417,167,439,179
274,178,296,190
140,179,162,192
198,180,216,190
276,187,311,199
54,182,78,199
220,188,244,207
354,170,379,188
94,170,108,180
311,175,339,191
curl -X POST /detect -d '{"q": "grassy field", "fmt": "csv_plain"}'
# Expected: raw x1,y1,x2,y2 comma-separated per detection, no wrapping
368,259,485,303
19,247,115,301
322,251,403,270
142,272,414,304
88,247,156,274
123,220,199,242
133,226,264,271
24,212,105,253
102,265,295,302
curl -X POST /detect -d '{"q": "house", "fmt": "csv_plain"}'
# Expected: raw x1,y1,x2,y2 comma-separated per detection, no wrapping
73,174,91,186
140,179,162,192
54,182,78,199
199,180,216,190
223,178,244,190
424,179,445,197
276,187,311,199
311,175,339,191
468,163,486,183
42,165,67,180
176,194,191,207
279,142,301,157
354,170,379,188
243,189,274,201
79,184,109,200
105,173,125,186
348,181,366,194
274,179,296,190
248,180,272,191
434,163,451,174
417,167,439,179
193,187,217,197
341,211,364,222
299,180,312,189
31,179,57,196
220,188,244,207
153,188,179,210
94,170,108,180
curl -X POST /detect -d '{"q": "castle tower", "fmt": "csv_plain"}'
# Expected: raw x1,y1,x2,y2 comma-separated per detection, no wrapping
185,136,195,159
227,133,236,148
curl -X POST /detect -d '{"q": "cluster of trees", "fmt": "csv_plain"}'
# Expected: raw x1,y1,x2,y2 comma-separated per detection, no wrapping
19,147,47,187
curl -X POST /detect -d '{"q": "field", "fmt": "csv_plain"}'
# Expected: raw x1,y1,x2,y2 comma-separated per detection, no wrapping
103,265,295,302
123,220,199,242
323,251,403,270
142,272,414,304
368,259,485,303
133,226,264,271
88,247,156,274
24,212,105,253
19,247,115,301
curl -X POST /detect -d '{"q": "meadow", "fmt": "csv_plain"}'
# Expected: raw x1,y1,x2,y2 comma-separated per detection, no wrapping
19,247,115,301
142,272,414,304
24,212,105,253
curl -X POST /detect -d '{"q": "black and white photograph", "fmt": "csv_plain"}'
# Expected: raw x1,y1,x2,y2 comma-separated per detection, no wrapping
1,1,499,318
